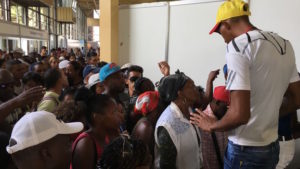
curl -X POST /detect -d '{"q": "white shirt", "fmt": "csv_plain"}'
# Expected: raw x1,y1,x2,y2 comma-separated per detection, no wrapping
155,102,202,169
226,30,300,146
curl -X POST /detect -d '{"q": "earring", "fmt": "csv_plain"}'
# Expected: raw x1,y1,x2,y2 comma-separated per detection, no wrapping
182,97,187,105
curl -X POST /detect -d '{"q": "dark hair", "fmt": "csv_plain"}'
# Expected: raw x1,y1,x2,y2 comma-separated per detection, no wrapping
86,52,97,60
99,136,150,169
22,72,43,86
5,60,22,71
98,61,108,68
68,61,83,76
228,15,250,24
29,62,43,72
59,87,77,101
41,46,47,50
74,87,92,102
22,56,36,65
127,65,143,77
56,100,87,124
0,59,5,68
43,68,62,90
86,94,113,125
134,77,155,96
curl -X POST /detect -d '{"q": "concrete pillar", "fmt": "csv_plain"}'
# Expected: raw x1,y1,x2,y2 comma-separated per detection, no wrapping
99,0,119,63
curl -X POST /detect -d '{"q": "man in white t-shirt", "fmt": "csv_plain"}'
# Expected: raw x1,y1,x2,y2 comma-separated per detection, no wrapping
190,0,300,168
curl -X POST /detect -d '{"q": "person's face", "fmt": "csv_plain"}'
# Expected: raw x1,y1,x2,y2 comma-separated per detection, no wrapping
50,59,59,69
24,80,39,91
127,71,142,94
218,22,234,44
66,64,76,79
41,48,47,55
106,71,126,93
69,56,76,62
47,135,72,169
34,64,47,76
0,81,14,100
95,83,105,95
211,99,228,120
96,100,121,131
88,56,98,66
11,64,24,80
180,79,201,107
63,94,74,102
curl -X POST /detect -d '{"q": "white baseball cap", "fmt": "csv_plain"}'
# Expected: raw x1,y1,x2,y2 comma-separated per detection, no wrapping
59,60,70,69
6,111,83,154
86,73,100,89
121,63,132,71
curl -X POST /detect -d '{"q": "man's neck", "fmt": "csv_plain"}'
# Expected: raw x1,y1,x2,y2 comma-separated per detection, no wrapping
73,76,82,86
108,90,120,100
49,87,61,95
233,23,256,38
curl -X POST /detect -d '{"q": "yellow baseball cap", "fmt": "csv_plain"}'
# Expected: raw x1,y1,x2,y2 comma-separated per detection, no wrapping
209,0,251,34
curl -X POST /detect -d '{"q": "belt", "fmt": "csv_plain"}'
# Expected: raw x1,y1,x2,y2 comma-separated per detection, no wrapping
278,135,293,141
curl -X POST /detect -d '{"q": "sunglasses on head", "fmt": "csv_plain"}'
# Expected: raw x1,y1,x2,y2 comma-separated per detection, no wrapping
0,82,14,89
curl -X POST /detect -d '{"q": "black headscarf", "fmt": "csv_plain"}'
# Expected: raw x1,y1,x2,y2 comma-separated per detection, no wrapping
158,71,189,104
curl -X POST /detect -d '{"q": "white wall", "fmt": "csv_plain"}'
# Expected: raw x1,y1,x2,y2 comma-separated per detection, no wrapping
119,0,300,86
119,2,169,83
250,0,300,71
168,1,226,87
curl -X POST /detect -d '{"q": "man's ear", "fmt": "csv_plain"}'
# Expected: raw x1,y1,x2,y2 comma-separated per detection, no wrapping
177,90,183,98
222,21,231,31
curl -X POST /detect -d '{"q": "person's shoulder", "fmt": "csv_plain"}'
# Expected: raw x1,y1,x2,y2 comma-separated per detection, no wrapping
74,134,95,154
136,119,153,132
228,30,269,54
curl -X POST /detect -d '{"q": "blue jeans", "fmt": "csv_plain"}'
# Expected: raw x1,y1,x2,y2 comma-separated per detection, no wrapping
224,140,279,169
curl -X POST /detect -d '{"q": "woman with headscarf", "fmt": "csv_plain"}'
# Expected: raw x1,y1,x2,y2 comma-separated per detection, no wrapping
154,71,204,169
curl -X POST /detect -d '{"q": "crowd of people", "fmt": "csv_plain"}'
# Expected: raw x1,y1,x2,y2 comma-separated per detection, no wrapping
0,0,300,169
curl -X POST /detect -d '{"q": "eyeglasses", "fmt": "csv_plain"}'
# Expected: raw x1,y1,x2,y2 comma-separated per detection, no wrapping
129,76,139,82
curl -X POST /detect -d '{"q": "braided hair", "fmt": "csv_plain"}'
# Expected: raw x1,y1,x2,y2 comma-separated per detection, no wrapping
99,136,150,169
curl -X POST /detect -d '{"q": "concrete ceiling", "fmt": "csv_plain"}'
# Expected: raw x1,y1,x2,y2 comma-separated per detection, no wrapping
78,0,176,17
78,0,99,17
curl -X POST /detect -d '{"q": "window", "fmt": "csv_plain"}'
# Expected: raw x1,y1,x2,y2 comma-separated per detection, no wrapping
10,4,17,23
10,3,25,25
17,5,26,25
0,2,4,20
40,7,48,30
57,22,61,35
28,7,39,28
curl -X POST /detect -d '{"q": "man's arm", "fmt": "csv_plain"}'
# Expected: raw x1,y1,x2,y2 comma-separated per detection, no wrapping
156,127,177,169
205,69,220,103
211,90,250,132
280,81,300,117
190,90,250,132
0,86,44,122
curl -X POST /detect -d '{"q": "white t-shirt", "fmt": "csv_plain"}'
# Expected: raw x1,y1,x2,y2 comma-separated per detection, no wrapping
226,30,300,146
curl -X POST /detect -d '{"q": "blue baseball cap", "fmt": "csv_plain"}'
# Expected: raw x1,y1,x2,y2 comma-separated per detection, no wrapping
83,65,100,78
99,63,121,82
